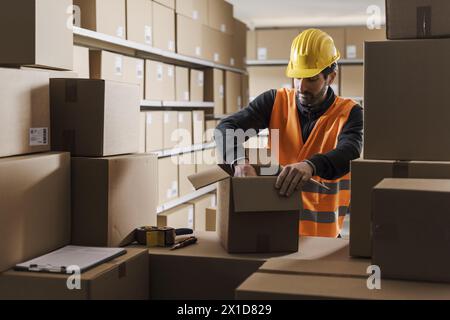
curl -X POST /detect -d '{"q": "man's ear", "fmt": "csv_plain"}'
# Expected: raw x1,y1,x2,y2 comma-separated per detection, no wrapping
326,71,337,86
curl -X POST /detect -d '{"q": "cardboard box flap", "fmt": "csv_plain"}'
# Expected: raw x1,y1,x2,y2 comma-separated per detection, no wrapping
188,165,231,190
374,178,450,193
232,177,302,213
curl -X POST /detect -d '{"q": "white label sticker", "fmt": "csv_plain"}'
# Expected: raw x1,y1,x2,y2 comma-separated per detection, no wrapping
157,64,164,81
144,25,152,45
192,10,199,20
178,113,184,123
184,91,190,101
29,128,48,146
167,66,174,78
171,181,178,197
219,85,224,99
230,58,235,66
195,46,202,56
197,72,204,87
117,26,124,38
164,112,170,123
168,40,175,51
147,114,153,125
346,45,357,59
257,47,268,61
220,24,227,33
115,56,123,76
188,207,194,229
213,53,220,62
136,61,144,79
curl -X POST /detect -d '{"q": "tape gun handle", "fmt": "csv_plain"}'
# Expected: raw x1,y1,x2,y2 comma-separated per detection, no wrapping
175,228,194,236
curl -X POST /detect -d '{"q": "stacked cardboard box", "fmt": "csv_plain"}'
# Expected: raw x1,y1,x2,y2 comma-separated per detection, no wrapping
204,69,225,115
126,0,153,46
225,71,242,114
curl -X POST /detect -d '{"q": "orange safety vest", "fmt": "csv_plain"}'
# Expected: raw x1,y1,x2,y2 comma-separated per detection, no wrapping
268,88,356,238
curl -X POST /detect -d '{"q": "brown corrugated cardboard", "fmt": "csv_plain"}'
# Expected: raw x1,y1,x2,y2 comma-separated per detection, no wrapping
0,152,70,272
372,178,450,283
190,69,204,102
176,0,208,25
248,66,292,100
202,26,232,65
225,71,242,114
247,30,257,61
145,60,175,101
157,204,194,229
0,68,50,158
232,19,248,68
207,0,234,34
192,110,205,144
175,66,190,102
205,208,217,231
71,154,158,247
0,248,149,300
89,50,124,83
256,28,299,61
74,0,126,39
126,0,153,45
204,68,225,115
50,79,140,157
345,26,385,59
364,39,450,161
123,56,145,99
189,194,216,231
340,65,363,98
386,0,450,39
154,0,175,9
145,231,350,299
188,166,301,253
177,111,193,148
73,46,90,78
350,159,450,258
145,111,164,152
138,112,146,153
153,2,175,52
176,14,203,59
163,111,179,149
178,152,197,197
0,0,72,70
158,157,179,205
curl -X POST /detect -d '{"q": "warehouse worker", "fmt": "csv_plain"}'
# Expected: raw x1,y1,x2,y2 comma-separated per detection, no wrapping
215,29,363,238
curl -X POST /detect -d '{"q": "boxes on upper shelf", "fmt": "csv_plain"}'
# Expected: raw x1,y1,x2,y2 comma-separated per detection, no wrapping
152,2,175,52
255,28,299,61
175,66,190,102
176,15,203,59
126,0,153,45
190,69,204,102
175,0,208,26
207,0,234,35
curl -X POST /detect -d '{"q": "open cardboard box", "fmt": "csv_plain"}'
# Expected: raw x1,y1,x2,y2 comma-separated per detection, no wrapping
188,164,301,253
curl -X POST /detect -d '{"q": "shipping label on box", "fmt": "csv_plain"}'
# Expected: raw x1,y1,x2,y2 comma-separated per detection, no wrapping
29,128,49,146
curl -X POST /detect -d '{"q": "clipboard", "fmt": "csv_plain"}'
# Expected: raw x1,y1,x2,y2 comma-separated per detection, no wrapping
15,246,127,274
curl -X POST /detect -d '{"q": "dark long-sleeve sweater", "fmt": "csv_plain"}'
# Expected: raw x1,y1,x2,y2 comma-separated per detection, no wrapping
214,87,363,180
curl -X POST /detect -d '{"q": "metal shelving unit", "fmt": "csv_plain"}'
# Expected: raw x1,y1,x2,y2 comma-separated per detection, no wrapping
153,142,216,158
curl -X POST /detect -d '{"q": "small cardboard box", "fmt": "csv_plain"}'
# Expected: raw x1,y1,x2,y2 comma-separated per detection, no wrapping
188,165,301,253
207,0,234,34
225,71,242,114
190,69,204,102
204,68,225,115
175,66,190,102
152,2,175,52
176,14,203,59
123,56,145,99
126,0,153,45
145,60,175,101
176,0,208,25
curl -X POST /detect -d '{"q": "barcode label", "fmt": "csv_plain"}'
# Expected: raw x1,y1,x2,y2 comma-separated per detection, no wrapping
219,85,224,99
198,72,204,86
29,128,48,146
144,25,152,45
257,48,267,60
157,64,164,81
346,45,357,59
213,53,220,62
136,61,144,79
117,26,124,38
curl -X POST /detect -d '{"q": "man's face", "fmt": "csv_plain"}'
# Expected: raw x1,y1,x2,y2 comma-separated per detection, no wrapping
294,72,333,107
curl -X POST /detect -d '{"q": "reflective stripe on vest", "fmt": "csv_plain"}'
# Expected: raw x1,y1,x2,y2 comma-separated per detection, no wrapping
268,88,356,238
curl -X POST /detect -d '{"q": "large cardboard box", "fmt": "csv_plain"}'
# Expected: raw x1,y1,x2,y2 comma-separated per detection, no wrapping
50,79,140,157
225,71,242,114
145,111,164,152
232,19,248,69
0,152,71,273
158,157,179,205
0,68,50,158
145,60,175,101
364,39,450,161
73,46,90,78
204,68,225,115
145,231,350,299
178,152,197,197
71,154,158,247
154,0,174,9
177,111,193,148
89,50,124,83
192,110,205,144
190,69,204,102
163,111,179,149
175,0,208,26
372,178,450,283
340,65,364,98
189,166,301,253
207,0,234,34
350,159,450,258
202,26,232,65
126,0,153,45
0,248,149,300
157,204,194,229
248,66,292,100
74,0,126,39
0,0,72,70
386,0,450,39
256,28,299,61
345,26,385,59
152,2,175,52
189,194,216,231
176,15,203,59
175,66,190,102
123,56,145,99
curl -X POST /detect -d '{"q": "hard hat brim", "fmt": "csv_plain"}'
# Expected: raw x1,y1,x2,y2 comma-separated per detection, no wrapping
286,67,324,79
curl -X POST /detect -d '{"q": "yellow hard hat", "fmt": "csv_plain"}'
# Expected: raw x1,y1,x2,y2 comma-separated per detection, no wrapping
286,28,340,79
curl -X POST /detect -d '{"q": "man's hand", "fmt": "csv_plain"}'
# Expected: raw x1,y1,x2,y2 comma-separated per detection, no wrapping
275,162,314,197
234,159,257,177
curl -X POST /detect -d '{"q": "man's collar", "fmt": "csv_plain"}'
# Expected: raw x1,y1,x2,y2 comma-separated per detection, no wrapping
297,87,336,116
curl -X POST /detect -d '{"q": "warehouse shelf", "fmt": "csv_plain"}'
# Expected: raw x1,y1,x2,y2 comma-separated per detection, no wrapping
246,59,364,66
141,100,214,110
73,27,247,74
157,184,217,214
154,142,216,158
